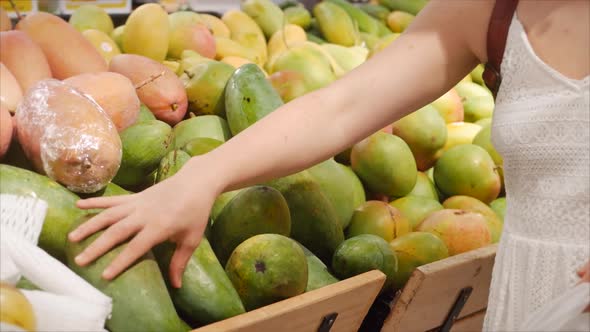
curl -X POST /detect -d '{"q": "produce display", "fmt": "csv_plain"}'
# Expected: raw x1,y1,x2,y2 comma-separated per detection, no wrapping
0,0,507,330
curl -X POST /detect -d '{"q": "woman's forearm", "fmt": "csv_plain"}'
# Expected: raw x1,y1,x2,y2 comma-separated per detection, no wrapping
187,0,488,194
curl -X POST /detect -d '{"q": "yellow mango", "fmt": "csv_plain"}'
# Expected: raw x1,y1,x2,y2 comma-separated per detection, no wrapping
110,25,125,51
69,4,114,34
168,12,216,59
82,29,121,64
386,11,414,33
267,24,307,59
123,3,169,61
221,56,268,77
313,2,361,47
200,14,231,38
241,0,285,39
215,37,263,65
222,10,267,65
321,44,368,74
270,43,336,92
163,60,183,76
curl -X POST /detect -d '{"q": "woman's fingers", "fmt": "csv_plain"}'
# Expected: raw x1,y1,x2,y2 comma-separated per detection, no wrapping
577,261,590,277
68,204,132,242
102,226,167,280
169,242,199,288
76,194,135,210
75,217,141,267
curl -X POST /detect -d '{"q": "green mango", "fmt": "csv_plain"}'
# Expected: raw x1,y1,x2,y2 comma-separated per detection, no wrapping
313,2,361,47
16,277,40,291
172,115,231,149
306,32,327,44
184,61,235,117
137,104,156,122
153,239,245,325
65,215,190,332
298,243,339,292
113,120,173,188
378,0,429,15
269,44,336,91
225,64,284,136
210,189,244,222
182,137,224,157
155,150,191,183
284,5,312,29
241,0,285,39
359,4,391,23
210,186,291,265
308,158,366,229
0,164,85,261
326,0,381,35
266,171,344,264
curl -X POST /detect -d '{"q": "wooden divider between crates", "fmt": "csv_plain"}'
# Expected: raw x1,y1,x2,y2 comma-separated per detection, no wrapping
382,244,498,332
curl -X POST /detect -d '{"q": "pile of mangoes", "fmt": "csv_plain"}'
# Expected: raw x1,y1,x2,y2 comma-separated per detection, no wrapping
0,0,506,331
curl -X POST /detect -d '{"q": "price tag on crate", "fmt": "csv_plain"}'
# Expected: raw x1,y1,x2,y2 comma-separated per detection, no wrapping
59,0,131,15
0,0,38,18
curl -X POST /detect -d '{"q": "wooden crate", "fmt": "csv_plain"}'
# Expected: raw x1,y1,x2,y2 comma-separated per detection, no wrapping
381,244,498,332
193,270,386,332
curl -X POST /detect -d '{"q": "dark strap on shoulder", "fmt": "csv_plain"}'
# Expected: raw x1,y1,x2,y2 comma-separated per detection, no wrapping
483,0,520,98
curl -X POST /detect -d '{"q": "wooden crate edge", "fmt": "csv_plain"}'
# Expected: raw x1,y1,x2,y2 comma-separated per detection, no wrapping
192,270,386,332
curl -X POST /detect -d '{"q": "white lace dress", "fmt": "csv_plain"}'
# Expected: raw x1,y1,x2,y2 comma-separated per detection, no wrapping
482,15,590,331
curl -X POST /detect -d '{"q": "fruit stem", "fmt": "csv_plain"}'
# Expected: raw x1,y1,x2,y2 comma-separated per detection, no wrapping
8,0,22,21
134,71,166,90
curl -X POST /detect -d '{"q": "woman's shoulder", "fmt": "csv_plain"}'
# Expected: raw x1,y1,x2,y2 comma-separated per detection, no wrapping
417,0,497,63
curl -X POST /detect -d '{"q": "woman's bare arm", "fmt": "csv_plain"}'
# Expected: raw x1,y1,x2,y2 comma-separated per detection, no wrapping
71,0,495,286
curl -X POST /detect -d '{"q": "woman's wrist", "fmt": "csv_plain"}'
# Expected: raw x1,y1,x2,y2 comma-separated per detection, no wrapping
183,153,233,196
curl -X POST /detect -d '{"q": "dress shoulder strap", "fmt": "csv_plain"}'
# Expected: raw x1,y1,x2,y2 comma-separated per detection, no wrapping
483,0,520,98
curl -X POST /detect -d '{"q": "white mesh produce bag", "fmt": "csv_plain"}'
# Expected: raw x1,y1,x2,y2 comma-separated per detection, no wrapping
520,282,590,332
0,194,112,332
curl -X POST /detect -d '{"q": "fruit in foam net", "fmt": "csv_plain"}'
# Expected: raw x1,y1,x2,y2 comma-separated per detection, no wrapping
64,72,140,132
15,79,121,194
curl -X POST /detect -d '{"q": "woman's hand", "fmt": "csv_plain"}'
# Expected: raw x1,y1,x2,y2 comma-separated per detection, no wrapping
578,261,590,282
577,261,590,312
68,158,222,288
